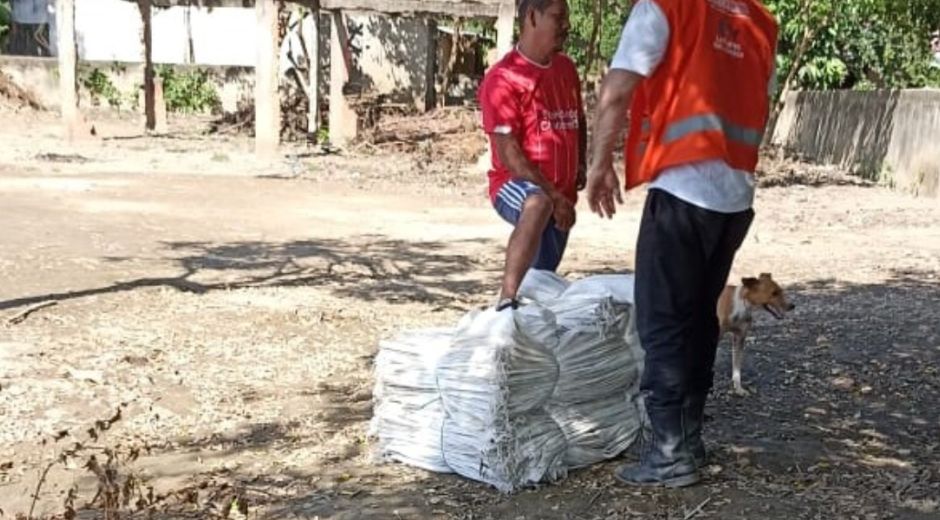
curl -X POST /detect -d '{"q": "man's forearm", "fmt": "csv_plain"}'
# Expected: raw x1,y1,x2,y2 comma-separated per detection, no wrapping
590,105,627,170
496,136,564,200
589,70,643,171
507,155,561,199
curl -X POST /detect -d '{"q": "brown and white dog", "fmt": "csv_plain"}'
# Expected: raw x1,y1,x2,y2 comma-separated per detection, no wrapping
717,273,794,395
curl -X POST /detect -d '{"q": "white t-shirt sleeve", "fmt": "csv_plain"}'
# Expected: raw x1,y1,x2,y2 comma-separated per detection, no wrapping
609,0,670,77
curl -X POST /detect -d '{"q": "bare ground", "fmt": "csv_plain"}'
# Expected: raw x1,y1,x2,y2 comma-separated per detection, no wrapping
0,109,938,520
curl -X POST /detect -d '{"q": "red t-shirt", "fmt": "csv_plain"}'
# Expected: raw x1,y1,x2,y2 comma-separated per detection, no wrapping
479,49,583,204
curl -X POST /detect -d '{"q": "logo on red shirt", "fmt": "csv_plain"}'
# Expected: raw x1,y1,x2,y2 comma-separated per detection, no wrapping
539,109,580,132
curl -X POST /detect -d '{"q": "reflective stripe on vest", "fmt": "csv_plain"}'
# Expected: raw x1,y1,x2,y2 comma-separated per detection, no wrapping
663,114,763,147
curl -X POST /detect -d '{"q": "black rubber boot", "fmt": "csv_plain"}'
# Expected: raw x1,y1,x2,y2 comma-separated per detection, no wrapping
615,405,701,488
684,393,707,468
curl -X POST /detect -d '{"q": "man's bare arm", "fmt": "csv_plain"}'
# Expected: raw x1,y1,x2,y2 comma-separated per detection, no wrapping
492,134,575,231
588,69,644,171
585,69,644,218
492,134,564,201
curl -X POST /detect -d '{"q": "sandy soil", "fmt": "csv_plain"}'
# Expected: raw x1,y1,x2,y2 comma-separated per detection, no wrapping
0,108,938,520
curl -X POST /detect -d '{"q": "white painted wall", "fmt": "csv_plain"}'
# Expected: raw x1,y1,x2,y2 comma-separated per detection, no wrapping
11,0,258,66
9,0,435,109
190,8,257,66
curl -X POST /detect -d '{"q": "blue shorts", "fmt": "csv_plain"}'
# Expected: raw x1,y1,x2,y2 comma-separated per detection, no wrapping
493,180,570,272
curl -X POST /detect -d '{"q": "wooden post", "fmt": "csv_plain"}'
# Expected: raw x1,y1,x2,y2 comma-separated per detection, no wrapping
154,77,168,133
425,17,438,111
495,1,515,60
255,0,280,157
137,0,156,131
328,10,357,146
56,0,79,140
305,8,321,135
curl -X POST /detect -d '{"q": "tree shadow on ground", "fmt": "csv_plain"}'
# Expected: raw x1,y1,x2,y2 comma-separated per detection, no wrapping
0,235,498,312
23,271,940,519
707,270,940,519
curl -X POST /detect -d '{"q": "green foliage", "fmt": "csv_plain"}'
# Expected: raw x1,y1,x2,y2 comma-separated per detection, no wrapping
156,66,221,114
0,0,11,45
455,0,938,91
461,18,497,52
564,0,631,78
82,68,123,108
766,0,940,90
548,0,940,90
316,126,329,143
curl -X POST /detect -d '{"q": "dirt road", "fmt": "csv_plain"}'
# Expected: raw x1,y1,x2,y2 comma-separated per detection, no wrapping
0,110,938,519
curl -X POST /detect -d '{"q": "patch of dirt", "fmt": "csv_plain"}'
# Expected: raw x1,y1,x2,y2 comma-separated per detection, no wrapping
357,106,487,166
0,110,938,520
208,84,312,143
0,70,46,112
757,147,875,188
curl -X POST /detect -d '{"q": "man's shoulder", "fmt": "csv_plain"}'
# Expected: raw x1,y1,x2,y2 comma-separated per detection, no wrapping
549,53,581,83
482,53,538,93
553,53,577,70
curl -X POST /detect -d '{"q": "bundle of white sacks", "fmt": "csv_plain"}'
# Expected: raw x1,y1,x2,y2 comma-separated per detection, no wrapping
369,271,646,492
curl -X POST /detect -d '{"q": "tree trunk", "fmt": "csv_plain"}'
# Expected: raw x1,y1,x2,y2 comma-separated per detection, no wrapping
763,0,833,147
440,18,463,108
304,8,320,135
584,0,605,82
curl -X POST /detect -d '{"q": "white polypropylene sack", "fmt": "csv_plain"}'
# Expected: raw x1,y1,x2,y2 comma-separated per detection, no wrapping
546,394,643,468
441,410,568,493
374,327,453,392
551,304,639,404
370,271,646,492
370,398,451,472
518,269,570,303
370,328,454,473
560,274,635,305
435,305,568,492
436,306,560,422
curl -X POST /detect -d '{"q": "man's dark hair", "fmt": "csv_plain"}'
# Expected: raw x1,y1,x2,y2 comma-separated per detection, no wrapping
517,0,555,25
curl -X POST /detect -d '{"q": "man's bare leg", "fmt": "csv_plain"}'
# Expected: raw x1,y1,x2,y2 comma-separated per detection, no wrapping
499,193,554,302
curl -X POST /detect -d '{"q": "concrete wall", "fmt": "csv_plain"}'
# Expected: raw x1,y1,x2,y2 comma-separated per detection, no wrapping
8,0,257,65
772,89,940,197
6,0,437,110
0,55,254,113
345,12,434,110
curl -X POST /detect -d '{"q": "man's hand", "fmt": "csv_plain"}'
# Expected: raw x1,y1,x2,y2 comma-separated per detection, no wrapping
586,163,623,219
576,164,587,191
551,193,576,232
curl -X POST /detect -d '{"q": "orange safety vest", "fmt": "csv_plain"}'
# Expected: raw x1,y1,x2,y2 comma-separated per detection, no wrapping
625,0,779,189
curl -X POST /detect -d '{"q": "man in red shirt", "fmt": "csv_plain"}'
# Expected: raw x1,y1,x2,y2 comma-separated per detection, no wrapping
478,0,586,310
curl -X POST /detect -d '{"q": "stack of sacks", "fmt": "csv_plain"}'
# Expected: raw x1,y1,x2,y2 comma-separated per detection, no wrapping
369,328,454,473
520,271,644,468
436,305,568,492
369,271,646,491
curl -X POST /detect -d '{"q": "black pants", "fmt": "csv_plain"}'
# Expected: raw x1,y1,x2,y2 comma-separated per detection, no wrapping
635,189,754,409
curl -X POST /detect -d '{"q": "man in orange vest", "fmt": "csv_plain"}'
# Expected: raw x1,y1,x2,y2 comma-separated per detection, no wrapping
586,0,778,487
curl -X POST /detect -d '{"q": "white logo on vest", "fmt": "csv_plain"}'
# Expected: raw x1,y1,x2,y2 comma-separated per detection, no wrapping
714,17,745,59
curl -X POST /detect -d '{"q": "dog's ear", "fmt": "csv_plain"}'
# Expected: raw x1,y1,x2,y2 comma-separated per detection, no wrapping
742,277,760,288
759,272,772,280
